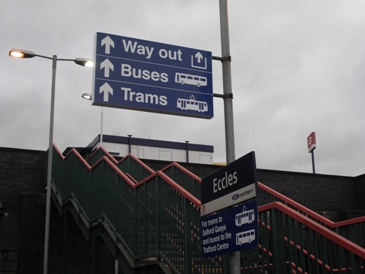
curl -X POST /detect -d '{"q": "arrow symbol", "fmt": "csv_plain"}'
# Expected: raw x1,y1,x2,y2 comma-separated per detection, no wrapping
195,52,203,63
99,82,113,102
101,36,115,54
100,58,114,78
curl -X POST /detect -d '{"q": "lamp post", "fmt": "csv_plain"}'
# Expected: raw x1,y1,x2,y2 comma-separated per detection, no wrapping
81,93,104,144
9,49,93,274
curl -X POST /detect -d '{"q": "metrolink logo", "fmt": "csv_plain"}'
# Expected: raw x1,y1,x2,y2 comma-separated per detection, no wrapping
232,188,254,201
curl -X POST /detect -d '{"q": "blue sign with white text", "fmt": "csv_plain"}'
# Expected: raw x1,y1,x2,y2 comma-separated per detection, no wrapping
92,32,213,119
201,151,258,216
201,199,258,257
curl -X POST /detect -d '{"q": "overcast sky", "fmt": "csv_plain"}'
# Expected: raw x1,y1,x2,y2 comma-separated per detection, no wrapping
1,0,365,176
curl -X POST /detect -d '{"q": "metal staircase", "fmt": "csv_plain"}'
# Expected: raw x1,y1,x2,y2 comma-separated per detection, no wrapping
50,145,365,273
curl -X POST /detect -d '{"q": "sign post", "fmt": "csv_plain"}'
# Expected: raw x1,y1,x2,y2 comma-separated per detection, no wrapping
92,32,213,119
217,0,239,271
201,152,258,271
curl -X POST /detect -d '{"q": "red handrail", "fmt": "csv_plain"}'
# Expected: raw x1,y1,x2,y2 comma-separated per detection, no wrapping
118,152,155,174
53,144,200,206
55,144,365,229
53,144,365,270
259,202,365,259
259,182,365,228
160,162,202,183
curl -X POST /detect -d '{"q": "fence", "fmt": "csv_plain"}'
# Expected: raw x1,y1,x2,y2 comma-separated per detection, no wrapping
51,145,365,273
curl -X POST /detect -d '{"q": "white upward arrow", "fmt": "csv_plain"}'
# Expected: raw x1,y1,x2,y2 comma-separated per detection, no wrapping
195,52,203,63
101,36,115,55
100,59,114,78
99,82,113,102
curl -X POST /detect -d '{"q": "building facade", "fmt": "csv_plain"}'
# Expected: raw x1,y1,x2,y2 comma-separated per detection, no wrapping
87,134,214,164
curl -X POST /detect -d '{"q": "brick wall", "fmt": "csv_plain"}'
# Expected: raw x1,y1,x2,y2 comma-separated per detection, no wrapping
0,147,116,273
355,174,365,210
0,147,46,193
257,169,359,214
0,147,45,273
17,194,46,273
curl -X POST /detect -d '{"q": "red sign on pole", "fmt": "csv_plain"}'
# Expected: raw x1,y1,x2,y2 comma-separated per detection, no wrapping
307,132,316,153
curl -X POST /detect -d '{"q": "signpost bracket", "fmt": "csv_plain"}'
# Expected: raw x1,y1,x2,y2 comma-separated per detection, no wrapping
212,55,231,62
213,93,233,99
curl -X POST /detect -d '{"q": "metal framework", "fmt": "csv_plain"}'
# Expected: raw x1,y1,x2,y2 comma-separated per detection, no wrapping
50,145,365,273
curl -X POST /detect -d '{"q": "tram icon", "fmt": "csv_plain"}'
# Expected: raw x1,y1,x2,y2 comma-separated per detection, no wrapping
177,95,208,113
235,207,255,226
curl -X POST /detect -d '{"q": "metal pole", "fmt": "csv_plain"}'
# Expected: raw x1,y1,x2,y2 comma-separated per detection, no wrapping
219,0,236,164
185,141,189,163
114,260,119,274
43,55,57,274
128,135,132,153
311,150,316,174
100,107,104,144
219,0,239,272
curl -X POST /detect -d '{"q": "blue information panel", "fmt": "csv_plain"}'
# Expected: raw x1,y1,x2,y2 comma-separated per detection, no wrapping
92,32,213,119
201,151,258,216
201,199,258,258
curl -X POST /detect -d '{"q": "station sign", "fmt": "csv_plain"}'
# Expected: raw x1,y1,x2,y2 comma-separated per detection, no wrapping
307,132,316,153
92,32,213,119
201,199,258,257
201,151,257,216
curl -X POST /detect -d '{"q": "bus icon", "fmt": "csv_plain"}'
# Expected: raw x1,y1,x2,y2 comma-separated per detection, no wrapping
235,209,255,226
236,229,256,245
175,73,207,87
177,96,208,113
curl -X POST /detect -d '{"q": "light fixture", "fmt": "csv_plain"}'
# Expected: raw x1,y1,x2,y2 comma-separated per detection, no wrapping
9,48,35,58
75,58,94,68
9,49,93,68
81,93,92,100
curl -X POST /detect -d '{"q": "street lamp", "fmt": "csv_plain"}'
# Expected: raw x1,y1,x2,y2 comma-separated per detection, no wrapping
9,48,93,274
9,48,94,67
81,93,92,100
81,93,104,144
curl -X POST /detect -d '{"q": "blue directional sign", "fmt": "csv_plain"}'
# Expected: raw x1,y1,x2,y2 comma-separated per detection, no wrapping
201,199,258,257
92,32,213,119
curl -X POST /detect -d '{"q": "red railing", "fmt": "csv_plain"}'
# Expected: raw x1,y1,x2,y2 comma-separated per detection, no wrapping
259,182,365,229
256,202,365,273
51,144,365,273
